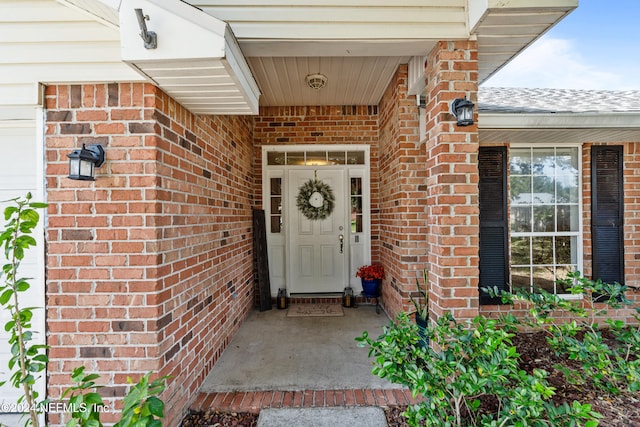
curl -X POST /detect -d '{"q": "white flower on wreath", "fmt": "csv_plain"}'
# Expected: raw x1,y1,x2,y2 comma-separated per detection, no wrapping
296,177,335,220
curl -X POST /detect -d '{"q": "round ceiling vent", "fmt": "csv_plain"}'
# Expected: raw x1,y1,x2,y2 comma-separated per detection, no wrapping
305,73,328,90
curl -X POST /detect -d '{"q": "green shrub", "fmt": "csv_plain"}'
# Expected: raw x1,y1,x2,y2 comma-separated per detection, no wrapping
357,312,600,426
0,193,49,427
488,271,640,394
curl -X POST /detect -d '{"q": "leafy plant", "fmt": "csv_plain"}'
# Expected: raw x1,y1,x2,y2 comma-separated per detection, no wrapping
62,366,107,427
487,271,640,395
356,312,600,426
63,369,169,427
0,193,48,427
409,269,429,321
114,372,168,427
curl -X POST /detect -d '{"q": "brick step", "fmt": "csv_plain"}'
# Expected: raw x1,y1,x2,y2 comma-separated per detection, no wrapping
191,388,420,414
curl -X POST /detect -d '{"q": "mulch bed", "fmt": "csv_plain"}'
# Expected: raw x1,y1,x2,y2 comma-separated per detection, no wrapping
181,331,640,426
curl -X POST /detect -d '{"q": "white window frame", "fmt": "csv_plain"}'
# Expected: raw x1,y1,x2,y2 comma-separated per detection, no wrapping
508,144,583,297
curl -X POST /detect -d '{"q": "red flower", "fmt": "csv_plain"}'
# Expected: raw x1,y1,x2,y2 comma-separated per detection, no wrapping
356,264,385,281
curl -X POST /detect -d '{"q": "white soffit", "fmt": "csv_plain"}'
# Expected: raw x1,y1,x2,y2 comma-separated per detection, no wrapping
119,0,260,115
472,0,578,83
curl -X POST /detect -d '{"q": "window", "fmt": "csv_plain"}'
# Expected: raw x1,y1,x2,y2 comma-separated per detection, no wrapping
266,149,366,166
350,178,363,233
269,177,282,233
509,147,580,294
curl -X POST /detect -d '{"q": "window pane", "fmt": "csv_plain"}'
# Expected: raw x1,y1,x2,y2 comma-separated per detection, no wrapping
328,151,346,165
511,206,531,232
557,205,579,232
533,266,555,293
556,147,579,173
555,265,576,293
556,236,574,264
351,197,362,214
533,148,555,175
511,237,530,265
532,175,554,203
267,152,286,165
270,178,282,195
347,151,365,164
350,177,363,233
270,197,281,213
531,236,553,265
510,150,531,175
511,266,531,292
286,152,305,165
306,151,326,166
556,175,578,202
533,206,554,232
510,176,531,204
270,216,281,233
556,265,577,282
352,215,363,233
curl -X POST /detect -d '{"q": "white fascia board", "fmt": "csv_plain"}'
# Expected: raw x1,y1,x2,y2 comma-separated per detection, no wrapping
56,0,121,27
469,0,578,33
221,27,261,115
479,112,640,130
120,0,227,62
468,0,489,33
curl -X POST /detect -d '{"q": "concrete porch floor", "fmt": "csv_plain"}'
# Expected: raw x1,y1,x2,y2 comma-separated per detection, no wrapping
190,303,421,416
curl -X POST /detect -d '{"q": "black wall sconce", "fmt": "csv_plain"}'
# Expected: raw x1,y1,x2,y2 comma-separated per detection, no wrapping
450,96,475,126
67,144,105,181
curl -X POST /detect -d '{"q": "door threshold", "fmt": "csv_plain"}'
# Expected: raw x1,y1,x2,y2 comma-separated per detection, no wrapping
290,292,343,298
287,292,343,305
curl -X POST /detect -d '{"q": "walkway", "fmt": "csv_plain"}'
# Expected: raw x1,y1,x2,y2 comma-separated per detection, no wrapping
190,303,420,415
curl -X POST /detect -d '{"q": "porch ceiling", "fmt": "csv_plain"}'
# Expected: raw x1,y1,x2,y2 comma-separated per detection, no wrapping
60,0,577,111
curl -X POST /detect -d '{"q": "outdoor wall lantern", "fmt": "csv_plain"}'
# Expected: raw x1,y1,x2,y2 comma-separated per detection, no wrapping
67,144,105,181
450,97,475,126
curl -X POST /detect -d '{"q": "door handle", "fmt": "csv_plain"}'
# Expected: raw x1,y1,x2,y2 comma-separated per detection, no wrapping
339,234,344,253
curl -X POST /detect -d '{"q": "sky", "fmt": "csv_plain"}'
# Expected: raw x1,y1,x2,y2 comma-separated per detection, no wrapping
482,0,640,90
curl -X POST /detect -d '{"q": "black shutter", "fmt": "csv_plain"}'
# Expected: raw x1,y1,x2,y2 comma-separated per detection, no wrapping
478,146,509,304
591,146,624,287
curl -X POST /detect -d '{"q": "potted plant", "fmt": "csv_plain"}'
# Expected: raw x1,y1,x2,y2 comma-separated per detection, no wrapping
356,264,384,297
410,269,429,346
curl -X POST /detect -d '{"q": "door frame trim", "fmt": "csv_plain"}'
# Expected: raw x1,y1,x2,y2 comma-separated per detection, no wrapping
261,145,371,295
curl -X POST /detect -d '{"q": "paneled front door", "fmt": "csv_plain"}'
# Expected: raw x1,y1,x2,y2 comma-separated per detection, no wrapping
287,169,347,293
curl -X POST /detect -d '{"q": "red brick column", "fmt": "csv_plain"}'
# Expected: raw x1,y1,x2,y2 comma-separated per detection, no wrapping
424,41,480,321
45,83,254,426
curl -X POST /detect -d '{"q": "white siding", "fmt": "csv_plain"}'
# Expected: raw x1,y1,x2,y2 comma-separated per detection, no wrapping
0,116,46,409
0,0,142,110
194,0,467,40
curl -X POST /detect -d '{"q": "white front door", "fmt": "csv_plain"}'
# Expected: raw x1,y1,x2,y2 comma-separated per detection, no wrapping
288,169,347,293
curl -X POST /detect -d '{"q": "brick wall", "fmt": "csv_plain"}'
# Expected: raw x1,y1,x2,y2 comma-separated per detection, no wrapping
377,65,427,317
45,83,254,425
252,105,381,281
424,40,480,320
253,105,379,206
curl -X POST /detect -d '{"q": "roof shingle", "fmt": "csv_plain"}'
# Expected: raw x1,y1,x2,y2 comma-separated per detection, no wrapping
479,87,640,114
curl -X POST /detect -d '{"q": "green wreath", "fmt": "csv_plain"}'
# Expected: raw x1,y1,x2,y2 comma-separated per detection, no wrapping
296,178,335,220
